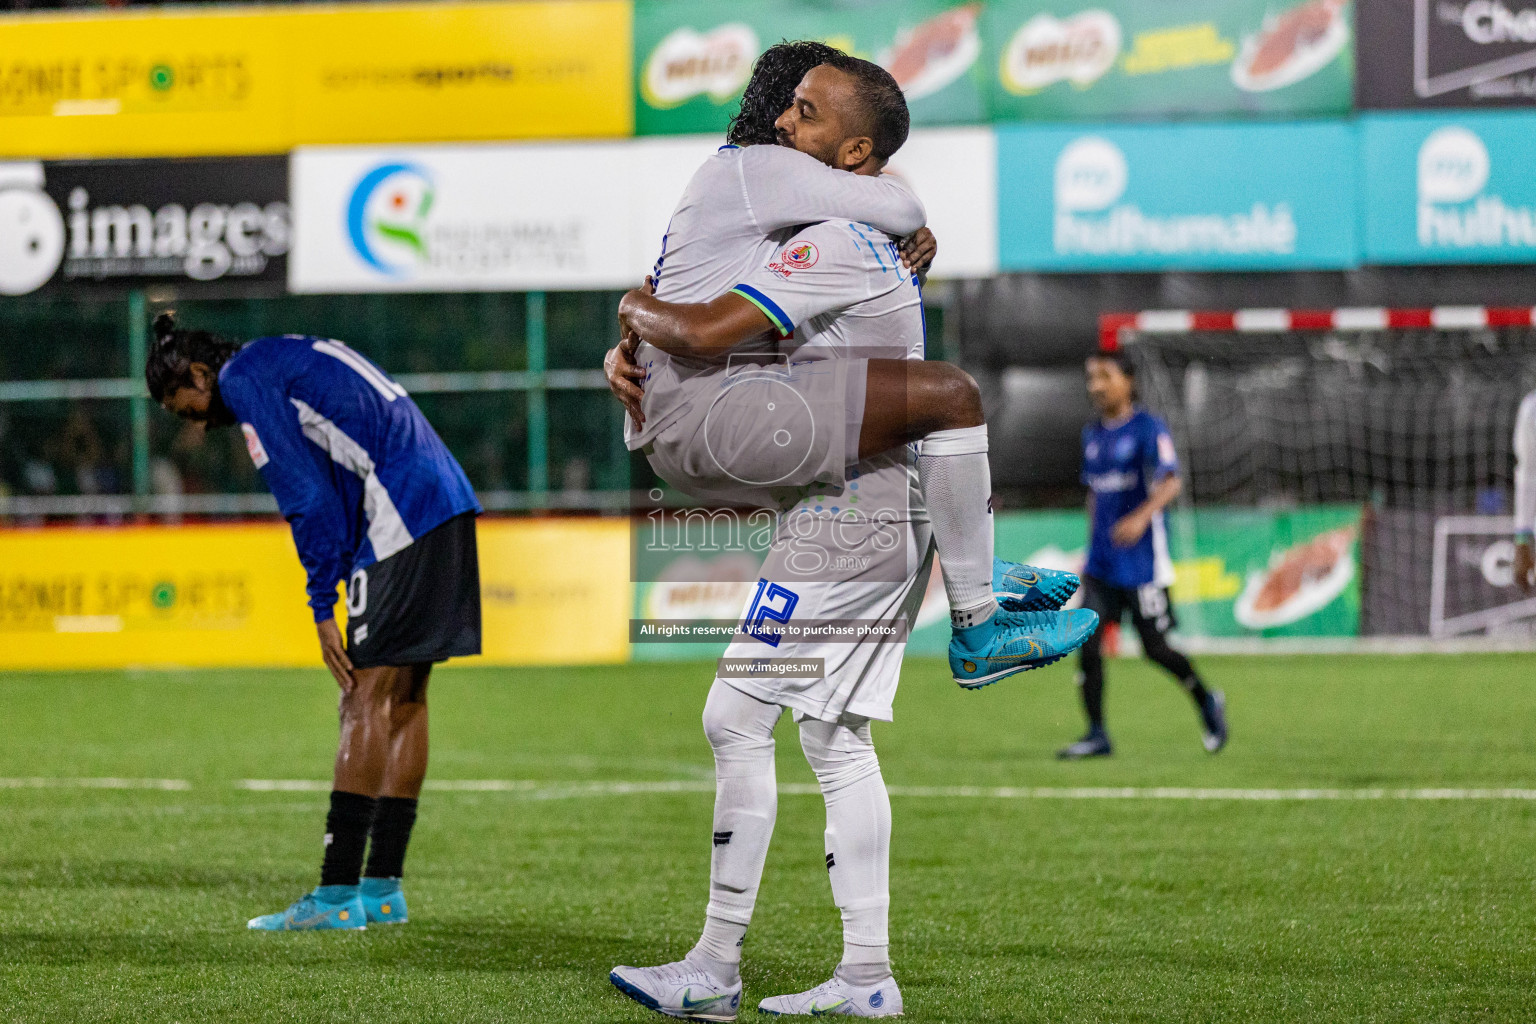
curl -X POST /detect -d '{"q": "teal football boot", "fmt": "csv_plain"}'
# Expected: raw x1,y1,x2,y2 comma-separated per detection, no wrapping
360,877,408,924
950,608,1099,689
247,885,366,931
993,557,1080,612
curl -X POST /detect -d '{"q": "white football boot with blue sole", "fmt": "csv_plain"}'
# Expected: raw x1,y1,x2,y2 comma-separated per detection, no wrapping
992,557,1080,612
758,975,903,1017
950,608,1099,689
610,959,742,1021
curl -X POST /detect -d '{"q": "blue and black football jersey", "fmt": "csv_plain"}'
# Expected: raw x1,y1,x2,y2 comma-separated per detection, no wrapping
1081,408,1179,589
219,335,480,622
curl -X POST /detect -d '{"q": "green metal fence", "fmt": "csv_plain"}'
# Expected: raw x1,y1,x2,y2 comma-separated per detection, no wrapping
0,289,634,518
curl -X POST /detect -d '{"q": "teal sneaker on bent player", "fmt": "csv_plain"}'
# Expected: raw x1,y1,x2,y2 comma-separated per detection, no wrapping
247,885,366,931
610,959,743,1022
360,876,408,924
950,608,1099,689
758,974,903,1017
993,557,1080,612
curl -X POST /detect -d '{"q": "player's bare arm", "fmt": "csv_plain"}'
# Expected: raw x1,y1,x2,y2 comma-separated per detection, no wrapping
1112,475,1181,548
618,284,776,359
601,226,935,415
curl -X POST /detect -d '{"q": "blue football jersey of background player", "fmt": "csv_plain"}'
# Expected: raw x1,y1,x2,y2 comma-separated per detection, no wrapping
1081,408,1180,589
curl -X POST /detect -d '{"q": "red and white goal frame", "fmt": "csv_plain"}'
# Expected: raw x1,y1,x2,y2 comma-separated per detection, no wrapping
1098,306,1536,351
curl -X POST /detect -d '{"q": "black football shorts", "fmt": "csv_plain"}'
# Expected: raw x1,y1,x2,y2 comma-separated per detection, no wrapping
1080,573,1178,640
344,512,481,669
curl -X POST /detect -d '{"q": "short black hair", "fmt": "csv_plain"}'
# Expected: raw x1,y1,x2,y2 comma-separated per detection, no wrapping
145,311,242,403
818,53,910,161
727,40,844,147
1088,350,1136,379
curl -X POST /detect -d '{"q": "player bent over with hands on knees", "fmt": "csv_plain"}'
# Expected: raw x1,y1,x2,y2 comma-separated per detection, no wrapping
1058,351,1227,760
148,313,482,930
604,46,1094,1022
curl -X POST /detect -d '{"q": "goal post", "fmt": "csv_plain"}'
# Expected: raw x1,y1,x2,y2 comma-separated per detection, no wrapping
1096,307,1536,645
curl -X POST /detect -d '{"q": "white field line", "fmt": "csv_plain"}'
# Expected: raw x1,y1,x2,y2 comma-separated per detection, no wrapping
230,780,1536,801
9,777,1536,801
0,777,191,791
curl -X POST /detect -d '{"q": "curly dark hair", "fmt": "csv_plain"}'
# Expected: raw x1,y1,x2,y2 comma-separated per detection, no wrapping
727,39,845,146
144,311,243,404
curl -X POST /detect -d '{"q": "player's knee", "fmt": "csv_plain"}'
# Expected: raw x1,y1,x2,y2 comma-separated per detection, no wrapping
799,720,881,794
342,671,393,718
928,364,983,430
702,684,776,769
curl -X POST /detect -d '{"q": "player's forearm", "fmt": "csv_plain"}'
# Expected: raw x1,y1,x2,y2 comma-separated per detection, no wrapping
1138,476,1182,517
747,147,925,236
618,291,764,357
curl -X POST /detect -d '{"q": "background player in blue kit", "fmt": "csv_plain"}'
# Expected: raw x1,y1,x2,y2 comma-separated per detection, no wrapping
1058,351,1228,760
147,313,481,929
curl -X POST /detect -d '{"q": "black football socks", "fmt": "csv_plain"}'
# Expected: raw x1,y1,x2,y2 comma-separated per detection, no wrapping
320,790,377,887
364,795,419,881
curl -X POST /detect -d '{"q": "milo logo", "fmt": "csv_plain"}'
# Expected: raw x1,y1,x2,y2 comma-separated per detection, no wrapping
999,10,1121,94
642,24,759,108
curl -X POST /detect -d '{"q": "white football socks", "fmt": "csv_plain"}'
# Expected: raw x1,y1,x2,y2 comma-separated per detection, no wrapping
918,424,998,629
799,717,891,977
690,682,782,984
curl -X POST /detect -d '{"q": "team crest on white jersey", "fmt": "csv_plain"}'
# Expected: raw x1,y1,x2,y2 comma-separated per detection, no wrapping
767,240,819,278
241,423,269,469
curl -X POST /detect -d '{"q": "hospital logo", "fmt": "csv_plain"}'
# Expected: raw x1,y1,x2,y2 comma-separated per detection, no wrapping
347,163,435,276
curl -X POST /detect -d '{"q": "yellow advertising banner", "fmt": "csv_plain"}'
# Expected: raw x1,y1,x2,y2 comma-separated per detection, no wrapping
0,0,632,158
0,518,631,670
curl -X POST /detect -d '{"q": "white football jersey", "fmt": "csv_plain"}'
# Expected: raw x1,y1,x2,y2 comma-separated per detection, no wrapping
627,145,924,450
1514,391,1536,534
729,219,926,364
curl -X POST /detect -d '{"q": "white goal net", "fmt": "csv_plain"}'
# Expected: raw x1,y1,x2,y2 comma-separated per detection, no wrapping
1109,307,1536,641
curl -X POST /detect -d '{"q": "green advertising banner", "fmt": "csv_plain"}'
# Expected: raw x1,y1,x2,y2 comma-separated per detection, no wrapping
631,505,1361,662
1167,505,1360,639
634,0,989,136
984,0,1354,121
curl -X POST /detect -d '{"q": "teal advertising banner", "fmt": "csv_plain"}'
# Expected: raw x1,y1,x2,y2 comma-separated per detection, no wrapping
984,0,1354,122
634,0,989,136
996,120,1359,271
1361,111,1536,265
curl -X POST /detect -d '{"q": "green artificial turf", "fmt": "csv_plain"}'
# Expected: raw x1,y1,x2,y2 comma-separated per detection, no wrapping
0,654,1533,1022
